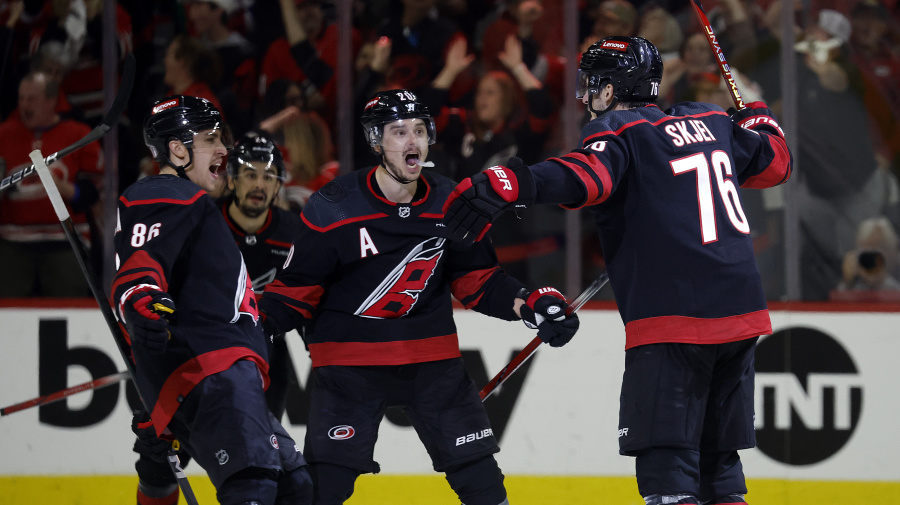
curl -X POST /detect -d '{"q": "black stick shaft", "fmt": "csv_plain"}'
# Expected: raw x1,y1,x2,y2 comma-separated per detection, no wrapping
480,271,609,401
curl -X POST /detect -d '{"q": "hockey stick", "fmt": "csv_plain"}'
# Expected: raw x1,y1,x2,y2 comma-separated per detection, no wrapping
480,271,610,401
1,370,129,416
0,53,135,193
689,0,745,110
29,150,200,505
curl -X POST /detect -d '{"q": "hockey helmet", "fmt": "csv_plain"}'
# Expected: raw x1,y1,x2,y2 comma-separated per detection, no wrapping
360,89,436,147
576,36,663,102
143,95,233,165
227,133,286,181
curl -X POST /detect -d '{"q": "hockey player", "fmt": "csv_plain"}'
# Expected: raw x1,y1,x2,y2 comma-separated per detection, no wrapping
130,132,304,505
258,89,580,505
112,95,313,505
442,37,793,505
221,132,301,418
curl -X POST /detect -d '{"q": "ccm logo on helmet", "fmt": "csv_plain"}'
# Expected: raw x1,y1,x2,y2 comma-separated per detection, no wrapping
601,41,629,51
152,99,180,114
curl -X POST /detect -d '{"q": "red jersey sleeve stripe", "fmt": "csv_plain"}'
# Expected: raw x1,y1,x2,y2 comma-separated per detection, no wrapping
550,152,613,209
741,135,793,189
113,251,168,291
451,267,498,308
264,281,323,319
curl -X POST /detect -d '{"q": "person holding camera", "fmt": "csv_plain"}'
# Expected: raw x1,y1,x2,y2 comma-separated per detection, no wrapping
837,216,900,292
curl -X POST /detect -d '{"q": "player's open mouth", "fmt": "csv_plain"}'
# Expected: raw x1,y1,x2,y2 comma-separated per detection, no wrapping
209,161,222,177
247,191,266,203
405,153,433,168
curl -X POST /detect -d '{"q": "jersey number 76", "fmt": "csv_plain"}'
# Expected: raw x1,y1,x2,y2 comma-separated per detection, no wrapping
671,151,750,244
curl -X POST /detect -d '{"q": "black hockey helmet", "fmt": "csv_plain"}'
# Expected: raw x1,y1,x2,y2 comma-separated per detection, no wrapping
576,36,663,103
143,95,233,170
227,133,286,181
360,89,436,148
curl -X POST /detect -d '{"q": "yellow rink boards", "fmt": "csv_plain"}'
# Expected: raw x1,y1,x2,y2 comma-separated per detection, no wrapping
2,475,899,504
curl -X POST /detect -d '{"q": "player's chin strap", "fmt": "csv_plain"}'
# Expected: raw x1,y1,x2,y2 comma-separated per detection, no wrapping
381,164,415,185
589,93,618,117
164,148,196,180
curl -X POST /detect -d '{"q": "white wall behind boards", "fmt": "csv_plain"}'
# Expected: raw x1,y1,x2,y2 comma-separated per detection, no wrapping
0,307,896,481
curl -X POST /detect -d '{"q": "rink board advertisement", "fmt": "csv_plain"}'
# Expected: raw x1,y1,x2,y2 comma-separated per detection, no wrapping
1,305,899,503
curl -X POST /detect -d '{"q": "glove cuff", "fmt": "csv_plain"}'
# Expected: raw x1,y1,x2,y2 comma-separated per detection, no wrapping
118,283,163,323
509,163,536,208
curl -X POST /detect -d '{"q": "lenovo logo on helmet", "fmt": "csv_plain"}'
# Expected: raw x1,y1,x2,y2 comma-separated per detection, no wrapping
152,99,180,115
601,41,629,51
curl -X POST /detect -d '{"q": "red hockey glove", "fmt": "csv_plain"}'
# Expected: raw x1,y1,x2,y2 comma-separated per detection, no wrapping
442,157,536,246
122,285,175,354
728,101,785,140
519,287,580,348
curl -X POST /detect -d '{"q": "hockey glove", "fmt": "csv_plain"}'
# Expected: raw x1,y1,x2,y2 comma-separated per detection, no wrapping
442,157,536,246
122,285,175,354
519,287,580,348
728,101,785,140
131,408,171,464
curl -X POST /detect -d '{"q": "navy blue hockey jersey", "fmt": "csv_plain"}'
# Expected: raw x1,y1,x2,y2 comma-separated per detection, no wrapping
221,203,300,291
260,167,525,367
111,175,269,433
531,102,792,349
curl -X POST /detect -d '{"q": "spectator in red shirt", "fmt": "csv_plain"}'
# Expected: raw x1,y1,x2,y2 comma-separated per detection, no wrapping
0,70,102,297
259,0,361,129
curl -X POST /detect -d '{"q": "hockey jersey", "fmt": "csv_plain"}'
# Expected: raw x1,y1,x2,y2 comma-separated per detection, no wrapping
111,175,269,433
221,202,301,291
531,102,792,349
260,167,525,368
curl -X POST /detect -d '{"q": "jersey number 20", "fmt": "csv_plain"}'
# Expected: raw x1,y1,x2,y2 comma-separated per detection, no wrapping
671,151,749,244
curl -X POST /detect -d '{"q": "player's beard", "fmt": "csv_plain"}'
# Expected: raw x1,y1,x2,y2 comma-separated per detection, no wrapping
234,190,271,218
381,156,420,185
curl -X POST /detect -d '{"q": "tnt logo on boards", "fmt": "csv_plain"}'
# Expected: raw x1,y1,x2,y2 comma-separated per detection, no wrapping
755,327,863,465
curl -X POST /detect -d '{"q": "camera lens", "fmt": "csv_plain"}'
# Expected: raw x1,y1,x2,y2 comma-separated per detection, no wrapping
858,251,883,272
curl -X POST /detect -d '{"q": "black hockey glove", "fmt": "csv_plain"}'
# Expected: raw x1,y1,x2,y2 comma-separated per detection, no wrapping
442,157,536,246
131,408,171,464
728,101,785,140
123,286,175,354
519,287,580,348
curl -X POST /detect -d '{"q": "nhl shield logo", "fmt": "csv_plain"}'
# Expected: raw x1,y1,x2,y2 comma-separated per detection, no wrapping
245,235,257,245
215,449,229,465
398,206,411,218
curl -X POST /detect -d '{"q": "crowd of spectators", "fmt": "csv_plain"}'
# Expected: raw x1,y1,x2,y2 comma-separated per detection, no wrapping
0,0,898,300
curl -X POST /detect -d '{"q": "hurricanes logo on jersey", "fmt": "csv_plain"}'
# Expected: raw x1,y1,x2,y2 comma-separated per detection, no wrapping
355,237,444,318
